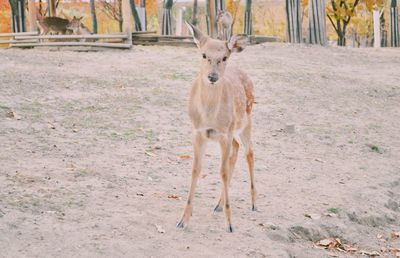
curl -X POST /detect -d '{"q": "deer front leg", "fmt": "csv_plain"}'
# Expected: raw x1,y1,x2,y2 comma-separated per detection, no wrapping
219,134,233,232
177,132,205,229
214,139,239,213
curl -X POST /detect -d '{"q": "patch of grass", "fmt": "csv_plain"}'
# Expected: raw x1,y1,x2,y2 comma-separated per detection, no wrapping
348,140,354,144
165,72,191,81
327,207,339,214
367,144,382,154
73,168,92,178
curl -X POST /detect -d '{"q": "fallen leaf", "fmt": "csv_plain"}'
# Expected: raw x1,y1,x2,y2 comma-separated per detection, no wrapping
5,111,14,118
324,212,338,218
391,232,400,240
359,250,380,256
305,213,321,220
167,194,181,200
343,244,358,252
179,154,191,159
155,224,165,233
316,238,342,250
6,111,22,120
47,122,56,129
391,249,400,257
376,234,383,239
145,151,156,157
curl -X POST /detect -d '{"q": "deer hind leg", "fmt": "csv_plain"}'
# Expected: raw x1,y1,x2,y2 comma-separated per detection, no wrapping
177,132,206,229
241,124,256,211
214,138,239,213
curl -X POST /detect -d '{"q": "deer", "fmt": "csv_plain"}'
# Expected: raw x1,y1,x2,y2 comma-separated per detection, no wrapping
67,16,94,42
176,23,256,233
216,10,233,41
36,14,71,35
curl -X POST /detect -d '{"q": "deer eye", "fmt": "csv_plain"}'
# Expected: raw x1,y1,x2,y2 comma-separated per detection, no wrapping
222,56,227,62
202,54,206,59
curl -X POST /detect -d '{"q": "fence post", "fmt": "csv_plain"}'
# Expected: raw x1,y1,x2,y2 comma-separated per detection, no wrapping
122,0,133,47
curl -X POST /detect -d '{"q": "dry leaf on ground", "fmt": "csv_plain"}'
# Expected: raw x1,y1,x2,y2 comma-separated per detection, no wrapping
167,194,181,200
179,154,191,159
47,122,56,129
305,213,321,220
145,151,156,157
359,250,380,256
155,224,165,234
391,232,400,240
317,238,343,250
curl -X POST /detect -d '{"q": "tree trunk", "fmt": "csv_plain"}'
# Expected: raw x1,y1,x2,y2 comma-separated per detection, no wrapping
208,0,217,38
308,0,326,45
9,0,26,32
373,9,381,48
244,0,252,35
192,0,198,26
162,0,173,35
285,0,302,43
390,0,399,47
90,0,98,34
49,0,56,16
130,0,142,31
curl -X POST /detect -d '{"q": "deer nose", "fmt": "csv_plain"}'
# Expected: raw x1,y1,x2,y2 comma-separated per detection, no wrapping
208,73,219,83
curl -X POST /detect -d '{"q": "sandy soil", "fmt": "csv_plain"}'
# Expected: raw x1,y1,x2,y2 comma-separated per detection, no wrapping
0,43,399,258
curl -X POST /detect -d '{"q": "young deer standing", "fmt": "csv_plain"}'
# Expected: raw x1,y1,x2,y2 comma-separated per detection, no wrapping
177,23,256,233
67,16,94,42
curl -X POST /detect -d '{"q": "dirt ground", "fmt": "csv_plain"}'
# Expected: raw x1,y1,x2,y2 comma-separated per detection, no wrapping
0,43,399,258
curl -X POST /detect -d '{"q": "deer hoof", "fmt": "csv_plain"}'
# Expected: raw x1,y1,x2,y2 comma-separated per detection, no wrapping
226,224,234,233
252,205,257,212
213,204,223,213
176,220,185,228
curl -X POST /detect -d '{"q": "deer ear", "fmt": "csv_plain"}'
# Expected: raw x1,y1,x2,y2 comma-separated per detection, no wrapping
79,16,83,20
186,22,208,49
227,35,249,53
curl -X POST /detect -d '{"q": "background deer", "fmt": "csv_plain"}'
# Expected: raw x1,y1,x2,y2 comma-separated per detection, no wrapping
36,14,71,35
216,10,233,40
67,16,94,42
177,23,256,233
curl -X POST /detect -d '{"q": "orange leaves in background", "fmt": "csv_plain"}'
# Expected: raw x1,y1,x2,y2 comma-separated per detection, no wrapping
0,0,11,33
146,0,157,17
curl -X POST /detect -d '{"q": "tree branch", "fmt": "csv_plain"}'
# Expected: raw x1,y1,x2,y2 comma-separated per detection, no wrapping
327,14,339,34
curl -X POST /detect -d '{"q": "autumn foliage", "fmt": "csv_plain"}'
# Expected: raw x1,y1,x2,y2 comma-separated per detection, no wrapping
0,0,11,33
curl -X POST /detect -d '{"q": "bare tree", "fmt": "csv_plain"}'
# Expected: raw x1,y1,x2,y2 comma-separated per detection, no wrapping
98,0,123,32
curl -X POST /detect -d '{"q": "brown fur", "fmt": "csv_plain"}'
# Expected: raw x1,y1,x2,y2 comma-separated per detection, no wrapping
67,16,94,42
37,16,70,35
177,23,256,233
